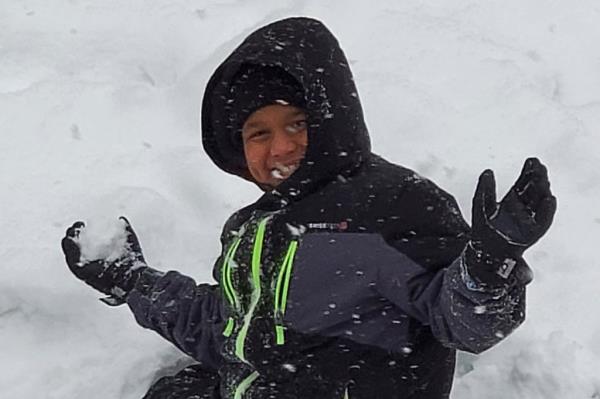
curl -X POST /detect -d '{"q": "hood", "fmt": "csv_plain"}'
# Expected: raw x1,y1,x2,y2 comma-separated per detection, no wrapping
201,17,371,205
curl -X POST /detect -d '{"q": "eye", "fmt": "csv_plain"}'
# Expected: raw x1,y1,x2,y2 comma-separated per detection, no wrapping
286,119,307,134
244,129,269,142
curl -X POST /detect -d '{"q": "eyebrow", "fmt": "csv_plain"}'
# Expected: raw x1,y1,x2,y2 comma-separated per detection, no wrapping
242,121,266,129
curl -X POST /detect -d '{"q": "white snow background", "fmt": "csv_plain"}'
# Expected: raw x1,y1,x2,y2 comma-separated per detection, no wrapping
1,1,599,398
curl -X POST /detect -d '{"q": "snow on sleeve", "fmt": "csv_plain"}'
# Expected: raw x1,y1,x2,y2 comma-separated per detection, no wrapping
79,218,128,262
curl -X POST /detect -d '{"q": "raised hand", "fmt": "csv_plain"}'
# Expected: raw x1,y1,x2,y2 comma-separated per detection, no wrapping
466,158,557,285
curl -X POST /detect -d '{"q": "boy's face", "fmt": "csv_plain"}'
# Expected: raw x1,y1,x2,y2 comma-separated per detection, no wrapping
241,104,308,188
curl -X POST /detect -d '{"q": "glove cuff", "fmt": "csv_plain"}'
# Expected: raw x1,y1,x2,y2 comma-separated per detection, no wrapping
99,264,156,307
464,241,532,287
129,267,165,296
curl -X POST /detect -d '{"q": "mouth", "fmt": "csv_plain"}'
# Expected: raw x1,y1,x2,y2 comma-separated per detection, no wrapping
270,161,301,180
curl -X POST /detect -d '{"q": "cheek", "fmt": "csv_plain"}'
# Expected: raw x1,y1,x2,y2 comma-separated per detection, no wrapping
244,144,268,174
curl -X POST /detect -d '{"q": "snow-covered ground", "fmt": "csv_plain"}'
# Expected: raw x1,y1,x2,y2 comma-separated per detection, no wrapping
1,1,599,397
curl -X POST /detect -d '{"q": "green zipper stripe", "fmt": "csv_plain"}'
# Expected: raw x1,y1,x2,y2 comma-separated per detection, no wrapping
234,217,269,363
221,241,237,306
224,237,242,310
280,241,298,311
251,219,268,287
234,371,260,399
221,237,242,337
274,240,298,345
222,237,242,307
274,243,294,313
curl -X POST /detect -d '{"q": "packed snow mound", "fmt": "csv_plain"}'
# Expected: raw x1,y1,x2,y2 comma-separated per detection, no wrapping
454,333,600,398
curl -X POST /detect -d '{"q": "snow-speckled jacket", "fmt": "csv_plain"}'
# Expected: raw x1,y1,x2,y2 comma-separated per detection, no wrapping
127,17,527,399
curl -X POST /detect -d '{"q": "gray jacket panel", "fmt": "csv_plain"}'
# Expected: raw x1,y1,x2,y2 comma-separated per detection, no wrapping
285,232,525,354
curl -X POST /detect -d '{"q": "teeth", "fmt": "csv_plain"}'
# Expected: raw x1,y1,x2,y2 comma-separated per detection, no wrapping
271,163,298,179
271,169,285,179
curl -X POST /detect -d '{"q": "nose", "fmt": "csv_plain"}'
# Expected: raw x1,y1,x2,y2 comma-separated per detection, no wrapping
270,129,296,158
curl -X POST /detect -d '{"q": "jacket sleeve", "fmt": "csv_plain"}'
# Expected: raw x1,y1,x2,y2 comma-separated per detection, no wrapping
376,250,527,354
124,209,252,370
378,177,528,354
126,268,226,371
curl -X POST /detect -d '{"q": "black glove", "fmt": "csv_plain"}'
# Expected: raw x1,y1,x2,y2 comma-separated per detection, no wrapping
466,158,557,286
61,217,149,305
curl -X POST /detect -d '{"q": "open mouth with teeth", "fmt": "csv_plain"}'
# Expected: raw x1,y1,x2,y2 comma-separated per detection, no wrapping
270,162,300,180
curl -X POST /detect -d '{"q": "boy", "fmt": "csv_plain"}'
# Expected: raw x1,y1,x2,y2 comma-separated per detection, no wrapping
62,17,555,399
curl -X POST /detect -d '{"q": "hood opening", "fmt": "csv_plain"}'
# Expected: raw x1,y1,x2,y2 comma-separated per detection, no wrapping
201,17,371,204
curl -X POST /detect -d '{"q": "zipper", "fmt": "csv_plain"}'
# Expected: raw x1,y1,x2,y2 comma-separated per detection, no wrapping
273,240,298,345
222,236,242,337
234,216,269,363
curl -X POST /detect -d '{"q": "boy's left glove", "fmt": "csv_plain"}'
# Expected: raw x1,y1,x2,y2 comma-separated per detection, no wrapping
61,217,149,306
466,158,557,287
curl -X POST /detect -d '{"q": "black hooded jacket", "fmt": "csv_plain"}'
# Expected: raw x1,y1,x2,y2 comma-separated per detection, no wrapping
127,17,527,399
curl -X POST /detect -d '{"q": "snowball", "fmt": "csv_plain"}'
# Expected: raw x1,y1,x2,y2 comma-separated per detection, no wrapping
78,218,128,262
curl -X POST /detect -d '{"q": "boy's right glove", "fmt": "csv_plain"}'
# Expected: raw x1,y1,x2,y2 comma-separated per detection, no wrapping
61,217,149,305
466,157,557,287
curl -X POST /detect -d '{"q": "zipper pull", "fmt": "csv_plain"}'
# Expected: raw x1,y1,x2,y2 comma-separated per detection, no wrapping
223,317,235,337
274,310,285,345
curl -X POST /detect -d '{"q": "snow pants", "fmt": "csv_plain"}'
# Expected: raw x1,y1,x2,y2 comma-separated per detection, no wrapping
142,365,221,399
